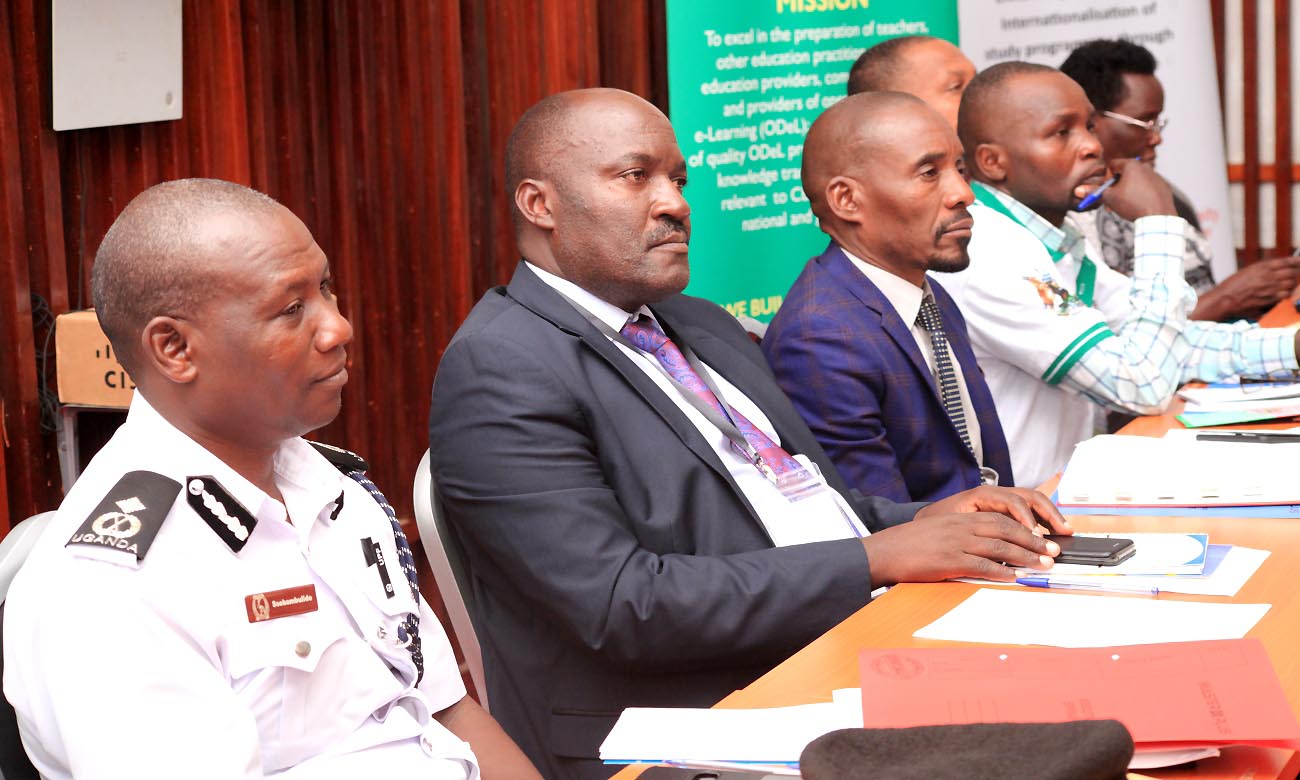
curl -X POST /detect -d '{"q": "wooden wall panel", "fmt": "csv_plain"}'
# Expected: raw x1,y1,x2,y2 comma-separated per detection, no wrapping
0,0,665,540
1241,0,1261,263
0,1,57,529
1273,0,1291,255
1224,0,1295,261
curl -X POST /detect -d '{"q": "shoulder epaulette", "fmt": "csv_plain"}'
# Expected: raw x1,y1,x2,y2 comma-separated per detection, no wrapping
309,441,369,473
66,471,181,564
186,476,258,553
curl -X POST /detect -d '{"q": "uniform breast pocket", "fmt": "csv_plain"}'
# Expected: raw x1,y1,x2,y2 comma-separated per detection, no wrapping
225,612,406,772
352,540,423,669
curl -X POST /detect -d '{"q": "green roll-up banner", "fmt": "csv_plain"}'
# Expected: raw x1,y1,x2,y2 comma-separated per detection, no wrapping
667,0,959,321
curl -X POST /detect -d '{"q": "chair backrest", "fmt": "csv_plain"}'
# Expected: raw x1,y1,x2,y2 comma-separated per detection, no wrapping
0,513,55,605
0,511,57,780
412,450,488,712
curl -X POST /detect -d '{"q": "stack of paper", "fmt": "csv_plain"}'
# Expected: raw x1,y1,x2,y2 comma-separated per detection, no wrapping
1177,380,1300,427
962,531,1269,597
1057,431,1300,507
999,544,1270,598
1179,381,1300,406
599,700,859,774
859,639,1300,765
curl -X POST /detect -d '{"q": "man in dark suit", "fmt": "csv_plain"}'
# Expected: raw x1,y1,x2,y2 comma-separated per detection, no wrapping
764,92,1014,503
428,88,1071,780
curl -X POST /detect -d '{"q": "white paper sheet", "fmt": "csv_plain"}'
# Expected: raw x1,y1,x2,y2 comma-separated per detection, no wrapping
914,589,1270,647
600,702,855,765
1129,746,1222,769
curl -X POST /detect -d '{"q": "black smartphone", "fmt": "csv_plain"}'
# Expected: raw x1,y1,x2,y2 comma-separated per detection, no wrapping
1047,534,1136,566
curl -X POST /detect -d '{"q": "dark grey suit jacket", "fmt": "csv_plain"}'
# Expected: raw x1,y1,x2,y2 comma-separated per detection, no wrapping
428,263,925,780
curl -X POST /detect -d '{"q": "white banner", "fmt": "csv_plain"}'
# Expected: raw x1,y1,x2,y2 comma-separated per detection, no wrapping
958,1,1236,282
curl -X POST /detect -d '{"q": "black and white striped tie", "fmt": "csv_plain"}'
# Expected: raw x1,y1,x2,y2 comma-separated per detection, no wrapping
916,295,974,456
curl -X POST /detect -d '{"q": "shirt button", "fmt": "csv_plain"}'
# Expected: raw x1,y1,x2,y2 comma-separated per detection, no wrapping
295,641,311,658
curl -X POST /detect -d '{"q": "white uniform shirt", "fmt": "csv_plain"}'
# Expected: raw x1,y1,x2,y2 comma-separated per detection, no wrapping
3,395,475,780
526,262,868,547
942,202,1140,486
842,250,988,470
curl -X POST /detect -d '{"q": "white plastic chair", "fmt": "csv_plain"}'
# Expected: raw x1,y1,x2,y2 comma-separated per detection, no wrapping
413,451,488,712
0,511,56,780
0,513,53,607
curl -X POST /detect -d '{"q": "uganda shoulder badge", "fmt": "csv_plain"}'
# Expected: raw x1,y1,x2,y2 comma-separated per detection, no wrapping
67,471,181,563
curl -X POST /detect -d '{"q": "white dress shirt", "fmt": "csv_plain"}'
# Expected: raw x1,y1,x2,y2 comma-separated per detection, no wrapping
526,262,867,547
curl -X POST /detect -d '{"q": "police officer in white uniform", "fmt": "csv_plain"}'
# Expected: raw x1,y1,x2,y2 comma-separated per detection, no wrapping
2,179,541,780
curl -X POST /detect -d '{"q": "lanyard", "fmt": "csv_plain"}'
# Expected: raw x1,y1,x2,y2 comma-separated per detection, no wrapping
555,295,766,470
552,293,865,537
971,183,1097,307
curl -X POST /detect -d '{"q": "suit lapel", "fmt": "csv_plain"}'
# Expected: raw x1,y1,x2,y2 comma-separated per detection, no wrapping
505,264,756,507
823,246,943,405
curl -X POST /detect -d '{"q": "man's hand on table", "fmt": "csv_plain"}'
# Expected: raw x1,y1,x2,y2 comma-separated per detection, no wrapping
862,486,1072,588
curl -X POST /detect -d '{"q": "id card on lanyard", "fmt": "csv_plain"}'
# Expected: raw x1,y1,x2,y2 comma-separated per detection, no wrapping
557,296,865,539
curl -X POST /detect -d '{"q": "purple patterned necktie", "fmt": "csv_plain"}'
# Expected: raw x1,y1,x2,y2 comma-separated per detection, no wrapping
620,314,808,481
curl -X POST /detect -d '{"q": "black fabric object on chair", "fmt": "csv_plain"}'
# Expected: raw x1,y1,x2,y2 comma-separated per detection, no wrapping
800,721,1134,780
0,604,41,780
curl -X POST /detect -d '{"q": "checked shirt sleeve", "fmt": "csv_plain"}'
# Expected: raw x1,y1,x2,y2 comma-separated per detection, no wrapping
1061,216,1200,414
1181,320,1299,381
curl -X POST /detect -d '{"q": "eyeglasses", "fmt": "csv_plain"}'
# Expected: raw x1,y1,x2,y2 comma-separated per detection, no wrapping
1102,110,1168,133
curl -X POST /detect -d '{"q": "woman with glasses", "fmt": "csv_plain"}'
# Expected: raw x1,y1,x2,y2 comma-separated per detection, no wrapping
1061,38,1300,322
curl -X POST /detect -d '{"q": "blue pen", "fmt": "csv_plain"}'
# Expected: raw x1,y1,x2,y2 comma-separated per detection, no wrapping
1075,175,1119,211
1016,577,1159,596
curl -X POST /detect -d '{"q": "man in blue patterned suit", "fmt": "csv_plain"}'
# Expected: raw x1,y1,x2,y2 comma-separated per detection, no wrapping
764,91,1016,502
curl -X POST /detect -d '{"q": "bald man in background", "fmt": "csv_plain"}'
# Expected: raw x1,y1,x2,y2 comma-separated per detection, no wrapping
847,35,976,129
429,87,1070,780
3,178,538,780
763,92,1015,503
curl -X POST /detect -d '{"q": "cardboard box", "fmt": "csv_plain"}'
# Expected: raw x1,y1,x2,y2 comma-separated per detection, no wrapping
55,310,135,408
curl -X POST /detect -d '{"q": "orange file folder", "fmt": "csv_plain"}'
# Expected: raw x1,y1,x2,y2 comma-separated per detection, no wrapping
859,639,1300,748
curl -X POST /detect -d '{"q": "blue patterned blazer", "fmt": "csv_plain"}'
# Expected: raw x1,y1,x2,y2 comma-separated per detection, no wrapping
763,242,1015,502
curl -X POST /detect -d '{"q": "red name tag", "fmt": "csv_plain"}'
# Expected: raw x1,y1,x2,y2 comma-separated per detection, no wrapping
245,584,319,623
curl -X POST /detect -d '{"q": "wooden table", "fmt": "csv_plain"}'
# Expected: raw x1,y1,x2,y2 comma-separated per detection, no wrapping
616,299,1300,779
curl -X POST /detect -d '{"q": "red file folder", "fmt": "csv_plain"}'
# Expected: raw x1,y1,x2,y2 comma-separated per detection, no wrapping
859,639,1300,748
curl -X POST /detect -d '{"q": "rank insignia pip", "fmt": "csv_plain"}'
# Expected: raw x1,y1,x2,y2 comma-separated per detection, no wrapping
186,476,258,553
67,471,181,563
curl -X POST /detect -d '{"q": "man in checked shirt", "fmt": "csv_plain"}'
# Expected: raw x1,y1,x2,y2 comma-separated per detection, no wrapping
942,62,1300,486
